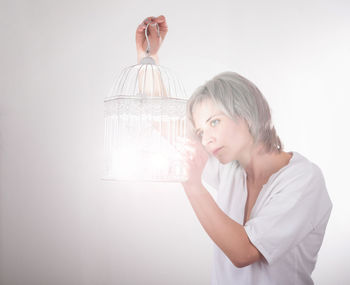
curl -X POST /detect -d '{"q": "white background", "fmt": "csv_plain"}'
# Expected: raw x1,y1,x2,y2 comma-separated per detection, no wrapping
1,0,349,284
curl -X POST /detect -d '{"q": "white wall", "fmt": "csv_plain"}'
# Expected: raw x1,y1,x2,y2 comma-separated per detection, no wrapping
1,0,349,284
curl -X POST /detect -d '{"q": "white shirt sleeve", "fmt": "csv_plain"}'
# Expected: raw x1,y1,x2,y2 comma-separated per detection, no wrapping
201,155,220,191
244,163,332,265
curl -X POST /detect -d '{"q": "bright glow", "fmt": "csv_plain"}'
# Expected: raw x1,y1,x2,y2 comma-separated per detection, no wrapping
107,136,186,181
104,106,188,181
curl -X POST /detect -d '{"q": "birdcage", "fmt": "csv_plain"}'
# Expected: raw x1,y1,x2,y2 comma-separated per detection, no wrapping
103,23,188,182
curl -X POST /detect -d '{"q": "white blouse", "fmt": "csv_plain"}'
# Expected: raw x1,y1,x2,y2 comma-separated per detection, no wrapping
201,151,332,285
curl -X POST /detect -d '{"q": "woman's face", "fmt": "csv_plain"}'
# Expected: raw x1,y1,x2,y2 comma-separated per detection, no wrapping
192,99,253,164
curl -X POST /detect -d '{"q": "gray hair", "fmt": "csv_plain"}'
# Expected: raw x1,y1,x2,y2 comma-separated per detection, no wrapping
187,72,283,153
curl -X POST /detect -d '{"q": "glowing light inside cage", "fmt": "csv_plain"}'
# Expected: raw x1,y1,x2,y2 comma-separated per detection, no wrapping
103,98,188,181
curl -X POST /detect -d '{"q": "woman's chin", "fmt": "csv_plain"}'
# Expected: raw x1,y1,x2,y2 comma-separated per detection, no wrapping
217,156,231,165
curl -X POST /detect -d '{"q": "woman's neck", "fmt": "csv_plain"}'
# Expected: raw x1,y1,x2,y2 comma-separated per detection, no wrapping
240,144,292,186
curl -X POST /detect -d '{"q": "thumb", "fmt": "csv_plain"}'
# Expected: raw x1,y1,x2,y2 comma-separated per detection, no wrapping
136,23,146,51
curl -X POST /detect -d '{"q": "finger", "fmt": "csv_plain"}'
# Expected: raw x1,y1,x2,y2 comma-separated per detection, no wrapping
180,152,194,163
176,136,196,145
183,143,196,151
136,22,147,50
154,15,168,39
177,141,196,153
186,131,201,142
144,15,167,39
136,30,146,50
143,16,155,25
137,23,146,32
179,147,196,158
148,22,160,38
176,145,195,158
174,141,196,154
139,16,155,38
154,15,165,23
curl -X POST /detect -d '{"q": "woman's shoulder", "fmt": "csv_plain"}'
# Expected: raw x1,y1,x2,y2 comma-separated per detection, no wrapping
273,151,328,197
279,151,333,217
286,151,324,179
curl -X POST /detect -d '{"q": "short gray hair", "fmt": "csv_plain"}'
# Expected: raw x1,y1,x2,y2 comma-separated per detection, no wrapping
187,72,283,153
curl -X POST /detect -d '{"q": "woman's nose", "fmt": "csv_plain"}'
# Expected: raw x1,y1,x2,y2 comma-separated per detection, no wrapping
202,132,214,146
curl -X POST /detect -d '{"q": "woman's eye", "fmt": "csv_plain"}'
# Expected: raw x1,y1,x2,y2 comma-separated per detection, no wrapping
210,119,220,127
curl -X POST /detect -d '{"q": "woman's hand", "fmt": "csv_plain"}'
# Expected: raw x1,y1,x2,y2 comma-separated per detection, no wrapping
136,15,168,64
179,137,209,195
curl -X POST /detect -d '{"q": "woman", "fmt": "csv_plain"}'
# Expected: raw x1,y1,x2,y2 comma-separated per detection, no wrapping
136,16,332,285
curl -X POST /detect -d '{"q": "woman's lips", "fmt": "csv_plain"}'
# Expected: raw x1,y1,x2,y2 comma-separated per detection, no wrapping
212,147,223,155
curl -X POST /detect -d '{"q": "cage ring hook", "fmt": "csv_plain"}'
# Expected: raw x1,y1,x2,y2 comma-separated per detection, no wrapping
144,22,160,56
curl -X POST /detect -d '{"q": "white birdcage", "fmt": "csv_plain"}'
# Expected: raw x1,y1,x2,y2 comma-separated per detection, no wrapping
103,23,188,181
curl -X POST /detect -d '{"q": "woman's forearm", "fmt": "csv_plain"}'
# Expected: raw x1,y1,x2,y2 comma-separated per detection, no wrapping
183,184,261,268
